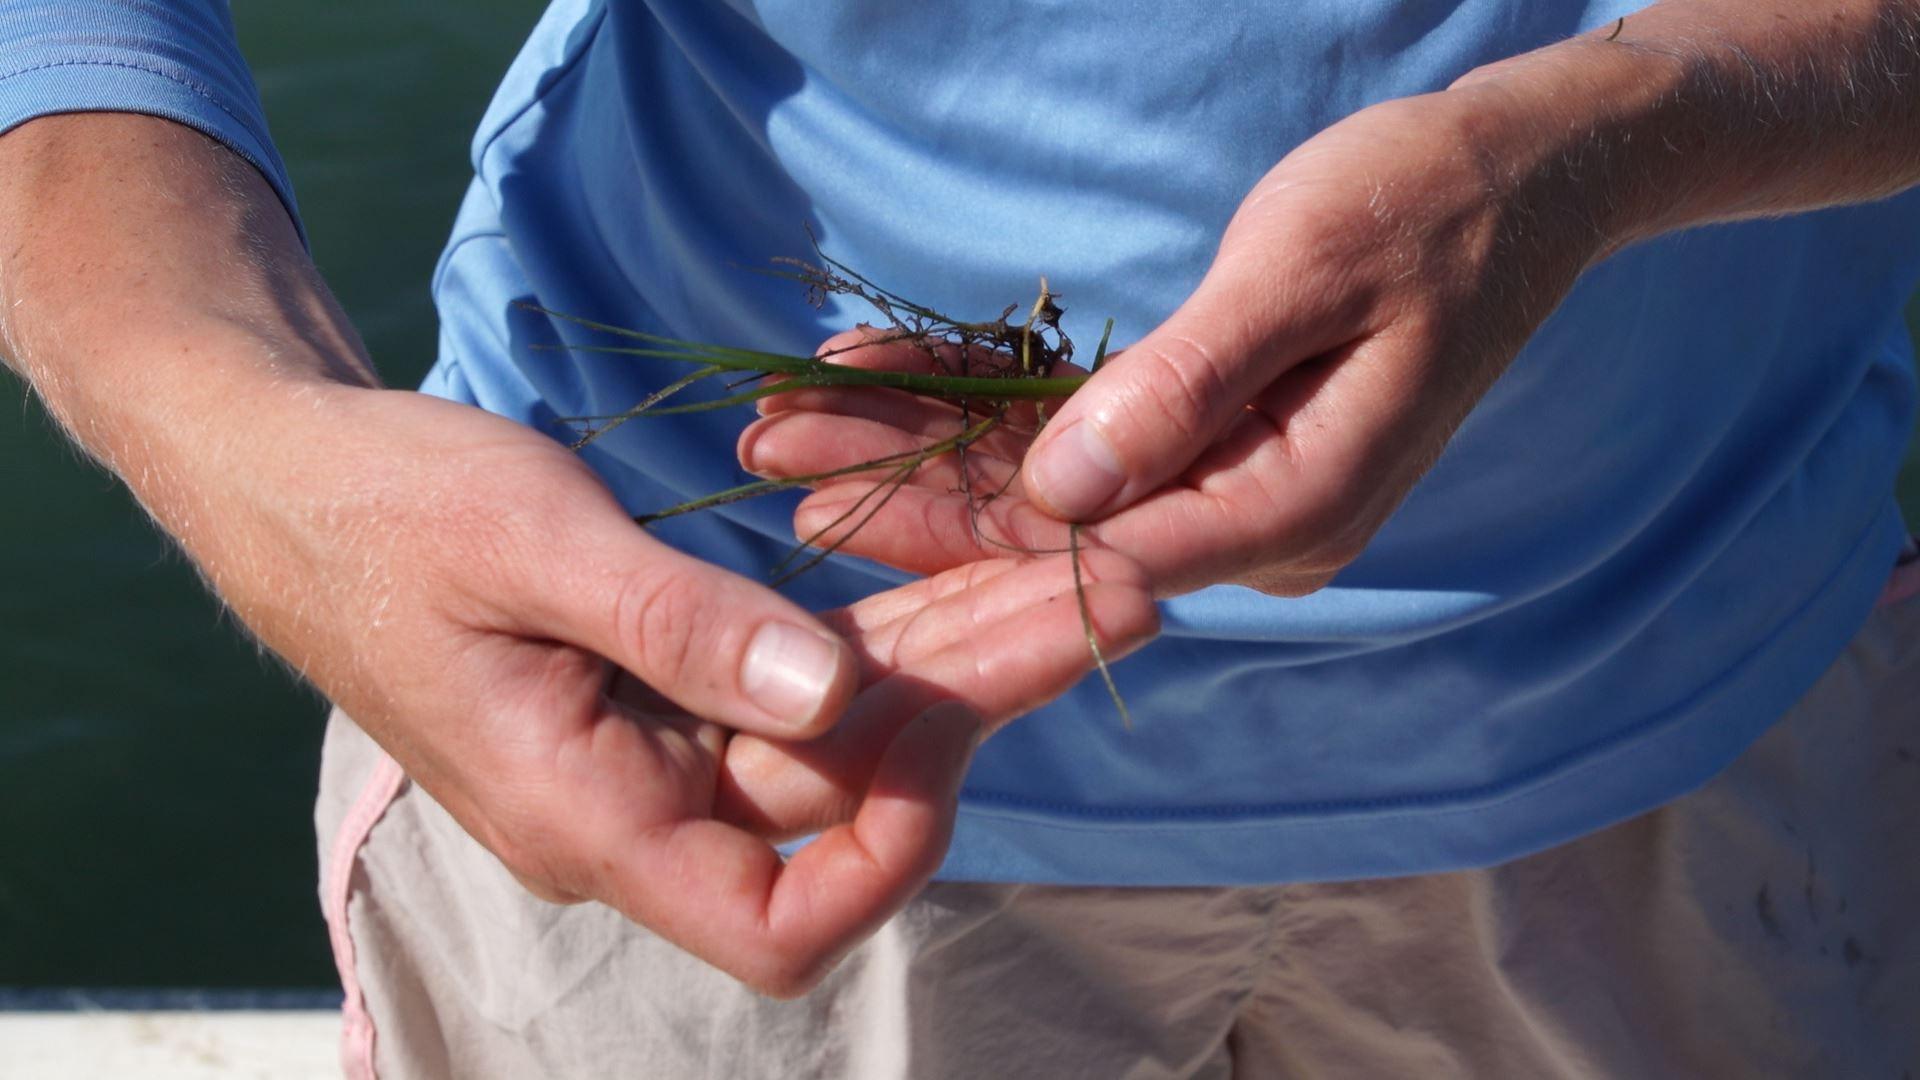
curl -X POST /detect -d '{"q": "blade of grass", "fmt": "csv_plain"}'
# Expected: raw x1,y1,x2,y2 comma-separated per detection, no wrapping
520,302,822,370
636,416,997,526
542,342,1088,401
532,341,819,375
1072,525,1132,730
565,364,726,449
770,458,922,586
767,415,1001,580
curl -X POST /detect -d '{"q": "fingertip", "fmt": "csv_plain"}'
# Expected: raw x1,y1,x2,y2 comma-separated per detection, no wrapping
1024,418,1127,521
754,376,824,417
788,487,905,567
1048,356,1093,379
791,486,861,538
736,415,770,470
815,325,875,358
733,411,764,463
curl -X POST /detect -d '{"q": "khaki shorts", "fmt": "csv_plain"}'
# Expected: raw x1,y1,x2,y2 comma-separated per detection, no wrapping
316,560,1920,1079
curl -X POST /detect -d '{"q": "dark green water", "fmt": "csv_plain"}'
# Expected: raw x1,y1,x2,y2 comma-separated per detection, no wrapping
0,4,1917,991
0,3,542,989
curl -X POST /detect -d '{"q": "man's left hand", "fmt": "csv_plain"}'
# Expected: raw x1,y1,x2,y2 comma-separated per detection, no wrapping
739,75,1609,597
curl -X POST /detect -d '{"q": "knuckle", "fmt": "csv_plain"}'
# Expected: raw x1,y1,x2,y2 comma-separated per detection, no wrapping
1120,336,1234,446
611,569,706,683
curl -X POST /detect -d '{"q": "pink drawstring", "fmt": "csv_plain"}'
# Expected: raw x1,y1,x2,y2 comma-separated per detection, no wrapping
324,752,407,1080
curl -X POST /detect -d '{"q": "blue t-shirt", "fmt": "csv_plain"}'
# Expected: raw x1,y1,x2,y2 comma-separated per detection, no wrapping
7,0,1917,885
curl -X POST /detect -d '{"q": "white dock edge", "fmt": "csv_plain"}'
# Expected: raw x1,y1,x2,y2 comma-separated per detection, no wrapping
0,1010,340,1079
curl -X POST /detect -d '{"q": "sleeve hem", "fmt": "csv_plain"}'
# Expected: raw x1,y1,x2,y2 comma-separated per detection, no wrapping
0,59,306,247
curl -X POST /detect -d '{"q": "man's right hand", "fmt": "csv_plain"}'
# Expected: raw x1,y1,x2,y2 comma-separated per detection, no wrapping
0,113,1159,995
207,384,1157,997
227,382,1160,997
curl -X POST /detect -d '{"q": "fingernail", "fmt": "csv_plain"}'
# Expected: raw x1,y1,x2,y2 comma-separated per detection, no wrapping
1029,420,1124,519
742,623,844,728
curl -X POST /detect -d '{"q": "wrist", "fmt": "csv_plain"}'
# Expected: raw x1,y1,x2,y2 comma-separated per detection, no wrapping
0,112,385,559
1,113,379,437
65,330,378,561
1447,1,1920,256
1443,29,1698,263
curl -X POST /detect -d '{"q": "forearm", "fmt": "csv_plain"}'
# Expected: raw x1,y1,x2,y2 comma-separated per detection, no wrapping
1454,0,1920,254
0,113,377,563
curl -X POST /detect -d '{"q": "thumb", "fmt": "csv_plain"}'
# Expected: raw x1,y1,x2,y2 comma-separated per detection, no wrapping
525,509,858,739
1021,283,1316,521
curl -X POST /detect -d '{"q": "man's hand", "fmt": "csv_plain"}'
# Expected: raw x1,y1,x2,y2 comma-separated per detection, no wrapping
201,385,1155,998
0,113,1158,997
220,387,1099,1000
740,87,1596,597
739,0,1920,597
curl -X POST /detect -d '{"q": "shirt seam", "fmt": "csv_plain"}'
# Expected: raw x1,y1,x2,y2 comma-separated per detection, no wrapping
432,229,508,299
0,58,268,149
469,0,607,173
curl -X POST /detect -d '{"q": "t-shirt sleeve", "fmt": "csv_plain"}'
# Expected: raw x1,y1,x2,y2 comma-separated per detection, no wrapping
0,0,301,238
